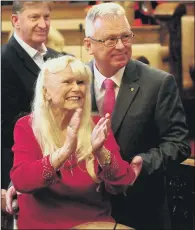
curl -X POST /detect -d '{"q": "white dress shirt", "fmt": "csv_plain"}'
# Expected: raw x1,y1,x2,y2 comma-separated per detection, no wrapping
14,33,47,69
93,60,125,116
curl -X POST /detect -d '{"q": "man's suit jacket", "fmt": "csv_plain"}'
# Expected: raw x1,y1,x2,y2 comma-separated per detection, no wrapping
1,36,59,188
90,59,190,229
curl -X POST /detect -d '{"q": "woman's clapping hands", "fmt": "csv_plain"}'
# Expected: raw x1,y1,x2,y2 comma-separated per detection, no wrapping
65,108,83,154
91,113,111,153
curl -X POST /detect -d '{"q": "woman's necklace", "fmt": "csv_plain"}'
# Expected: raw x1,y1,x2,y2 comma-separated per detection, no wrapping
66,150,88,175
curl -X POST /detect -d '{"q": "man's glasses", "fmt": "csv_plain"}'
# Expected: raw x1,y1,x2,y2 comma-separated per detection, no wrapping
89,31,134,48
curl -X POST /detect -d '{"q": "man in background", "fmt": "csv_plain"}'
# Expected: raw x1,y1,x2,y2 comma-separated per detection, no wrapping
1,1,59,189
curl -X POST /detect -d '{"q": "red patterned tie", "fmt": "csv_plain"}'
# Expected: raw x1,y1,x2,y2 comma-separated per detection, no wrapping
103,79,115,116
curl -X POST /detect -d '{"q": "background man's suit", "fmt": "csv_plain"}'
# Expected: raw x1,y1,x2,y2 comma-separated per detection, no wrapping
1,36,59,188
90,59,190,229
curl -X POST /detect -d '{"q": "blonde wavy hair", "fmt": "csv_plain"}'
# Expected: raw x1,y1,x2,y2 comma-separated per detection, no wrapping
31,55,100,183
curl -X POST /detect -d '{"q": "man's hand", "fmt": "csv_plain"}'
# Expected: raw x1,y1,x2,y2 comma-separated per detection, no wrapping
6,185,20,214
130,156,143,182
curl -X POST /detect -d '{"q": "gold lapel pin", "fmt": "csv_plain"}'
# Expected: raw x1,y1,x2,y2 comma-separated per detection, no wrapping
130,88,134,92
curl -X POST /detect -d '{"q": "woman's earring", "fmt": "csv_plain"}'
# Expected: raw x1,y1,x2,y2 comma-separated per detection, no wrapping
45,94,51,108
46,100,49,107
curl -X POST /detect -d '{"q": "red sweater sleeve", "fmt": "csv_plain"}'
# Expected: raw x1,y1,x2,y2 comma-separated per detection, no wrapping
93,116,136,194
10,116,60,193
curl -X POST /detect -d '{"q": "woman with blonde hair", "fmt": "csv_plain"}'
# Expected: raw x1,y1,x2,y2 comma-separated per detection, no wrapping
10,55,138,229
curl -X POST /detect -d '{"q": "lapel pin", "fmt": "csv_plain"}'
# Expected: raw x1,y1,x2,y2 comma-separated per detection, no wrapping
130,87,134,92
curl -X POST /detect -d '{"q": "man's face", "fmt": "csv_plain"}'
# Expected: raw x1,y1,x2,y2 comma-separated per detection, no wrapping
12,3,50,49
85,15,132,77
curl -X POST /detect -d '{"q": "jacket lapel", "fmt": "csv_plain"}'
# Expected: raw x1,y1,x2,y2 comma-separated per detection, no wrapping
112,60,140,134
88,61,99,112
9,36,40,77
43,47,58,61
8,36,40,97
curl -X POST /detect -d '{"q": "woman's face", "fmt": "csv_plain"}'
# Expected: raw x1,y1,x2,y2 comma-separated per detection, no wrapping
44,65,87,111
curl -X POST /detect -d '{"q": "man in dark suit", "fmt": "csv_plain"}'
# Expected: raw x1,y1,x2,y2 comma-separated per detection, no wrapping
84,3,190,230
1,1,59,189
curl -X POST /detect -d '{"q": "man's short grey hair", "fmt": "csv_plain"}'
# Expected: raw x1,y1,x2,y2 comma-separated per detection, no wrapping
85,2,126,37
12,0,52,14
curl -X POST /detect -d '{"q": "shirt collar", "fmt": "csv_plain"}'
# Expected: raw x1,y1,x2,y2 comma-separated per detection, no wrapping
93,60,125,90
14,32,47,58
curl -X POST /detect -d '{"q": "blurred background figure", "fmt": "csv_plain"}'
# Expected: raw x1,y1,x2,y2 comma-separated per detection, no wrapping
46,26,66,54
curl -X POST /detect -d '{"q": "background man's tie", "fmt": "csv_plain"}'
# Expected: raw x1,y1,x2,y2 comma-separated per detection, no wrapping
103,78,115,116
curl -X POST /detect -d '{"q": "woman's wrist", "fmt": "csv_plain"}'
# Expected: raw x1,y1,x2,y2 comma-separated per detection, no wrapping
49,146,72,171
95,146,111,168
49,148,63,171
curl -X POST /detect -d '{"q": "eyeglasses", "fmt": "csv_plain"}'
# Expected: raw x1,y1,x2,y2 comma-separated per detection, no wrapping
89,31,134,47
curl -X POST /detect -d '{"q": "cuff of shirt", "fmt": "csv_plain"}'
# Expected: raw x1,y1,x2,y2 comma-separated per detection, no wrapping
98,153,119,182
41,155,61,185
